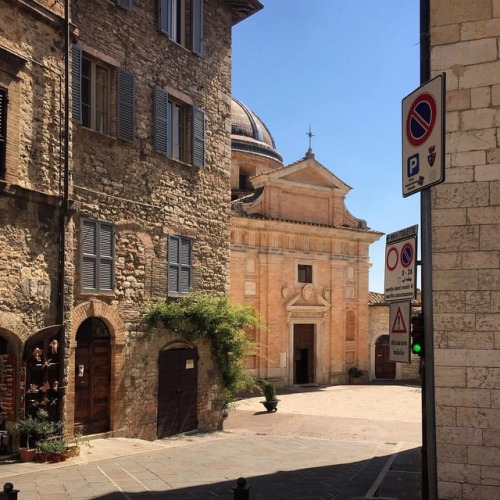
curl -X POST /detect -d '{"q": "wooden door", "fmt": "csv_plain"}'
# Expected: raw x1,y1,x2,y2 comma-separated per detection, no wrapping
157,348,198,439
293,324,315,384
375,336,396,379
74,318,111,435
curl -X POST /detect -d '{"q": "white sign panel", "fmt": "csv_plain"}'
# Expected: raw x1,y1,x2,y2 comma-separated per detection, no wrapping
402,74,445,197
389,301,411,363
384,225,418,302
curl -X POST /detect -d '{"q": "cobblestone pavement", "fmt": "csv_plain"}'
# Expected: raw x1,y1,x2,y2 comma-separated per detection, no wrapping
0,382,422,499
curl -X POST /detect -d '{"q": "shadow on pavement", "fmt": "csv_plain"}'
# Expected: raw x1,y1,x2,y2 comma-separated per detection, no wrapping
93,447,421,500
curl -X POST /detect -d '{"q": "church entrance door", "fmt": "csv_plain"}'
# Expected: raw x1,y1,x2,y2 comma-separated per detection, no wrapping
375,335,396,379
293,324,315,384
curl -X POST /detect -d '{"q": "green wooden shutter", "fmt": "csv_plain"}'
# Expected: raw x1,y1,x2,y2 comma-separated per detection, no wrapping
116,0,133,10
154,86,168,155
192,0,203,56
71,45,82,124
158,0,172,35
117,68,135,143
192,106,205,168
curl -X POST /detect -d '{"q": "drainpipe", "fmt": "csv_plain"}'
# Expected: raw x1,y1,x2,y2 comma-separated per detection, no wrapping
420,0,438,499
57,0,71,419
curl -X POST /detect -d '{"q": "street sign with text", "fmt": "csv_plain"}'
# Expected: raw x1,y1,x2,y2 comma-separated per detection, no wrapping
384,225,418,302
389,301,411,363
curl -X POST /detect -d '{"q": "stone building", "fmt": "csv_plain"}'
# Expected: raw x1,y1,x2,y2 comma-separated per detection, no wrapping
229,98,382,386
0,0,262,449
429,0,500,497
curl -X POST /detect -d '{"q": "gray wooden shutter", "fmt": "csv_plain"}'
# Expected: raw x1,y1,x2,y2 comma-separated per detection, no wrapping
168,235,180,293
117,68,135,143
71,44,82,124
154,86,168,155
82,219,97,290
158,0,172,35
180,238,191,293
192,106,205,168
116,0,133,10
192,0,203,56
99,223,114,291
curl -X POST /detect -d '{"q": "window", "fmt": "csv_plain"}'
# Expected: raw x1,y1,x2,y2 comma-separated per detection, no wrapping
0,88,6,178
72,45,135,143
154,86,205,167
168,235,192,295
298,264,313,284
158,0,203,55
81,219,115,293
81,57,110,133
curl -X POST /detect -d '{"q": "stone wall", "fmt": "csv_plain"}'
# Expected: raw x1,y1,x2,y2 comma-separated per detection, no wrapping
430,0,500,497
68,0,235,438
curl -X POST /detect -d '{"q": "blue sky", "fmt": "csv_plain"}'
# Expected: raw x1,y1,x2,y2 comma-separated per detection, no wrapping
231,1,421,293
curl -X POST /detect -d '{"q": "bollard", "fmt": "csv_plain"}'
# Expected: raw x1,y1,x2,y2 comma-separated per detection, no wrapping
0,483,19,500
233,477,250,500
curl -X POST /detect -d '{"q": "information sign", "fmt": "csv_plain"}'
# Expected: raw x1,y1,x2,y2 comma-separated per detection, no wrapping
389,301,411,363
384,225,418,302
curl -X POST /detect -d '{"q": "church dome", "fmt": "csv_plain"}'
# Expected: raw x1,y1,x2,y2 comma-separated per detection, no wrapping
231,98,283,163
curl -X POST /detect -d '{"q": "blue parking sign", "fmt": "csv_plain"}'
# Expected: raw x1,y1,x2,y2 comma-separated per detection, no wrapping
407,153,419,177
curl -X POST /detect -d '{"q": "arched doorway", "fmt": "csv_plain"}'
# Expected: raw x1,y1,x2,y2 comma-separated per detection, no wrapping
375,335,396,379
157,345,198,438
74,317,111,435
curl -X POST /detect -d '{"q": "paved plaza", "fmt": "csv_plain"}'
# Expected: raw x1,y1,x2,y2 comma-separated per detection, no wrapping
0,383,422,499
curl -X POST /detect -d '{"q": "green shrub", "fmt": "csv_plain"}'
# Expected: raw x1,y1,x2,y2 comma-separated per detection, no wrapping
146,293,261,407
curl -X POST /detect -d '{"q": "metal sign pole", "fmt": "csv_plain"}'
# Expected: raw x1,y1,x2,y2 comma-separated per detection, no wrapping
420,0,438,498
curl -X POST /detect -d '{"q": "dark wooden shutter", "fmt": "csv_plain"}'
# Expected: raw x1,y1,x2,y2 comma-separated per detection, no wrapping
180,238,191,293
0,88,7,176
117,68,135,143
99,223,114,291
192,106,205,168
116,0,133,10
192,0,203,56
82,219,97,290
158,0,172,35
154,86,168,155
71,45,82,124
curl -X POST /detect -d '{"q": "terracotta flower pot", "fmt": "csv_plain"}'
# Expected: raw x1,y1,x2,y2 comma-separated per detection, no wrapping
19,448,37,462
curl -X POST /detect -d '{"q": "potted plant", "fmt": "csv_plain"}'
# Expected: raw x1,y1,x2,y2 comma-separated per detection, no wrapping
347,366,365,384
255,377,279,412
14,415,42,462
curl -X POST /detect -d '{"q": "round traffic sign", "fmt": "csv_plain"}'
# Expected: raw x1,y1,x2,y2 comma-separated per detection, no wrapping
386,247,398,271
406,92,436,147
400,243,414,268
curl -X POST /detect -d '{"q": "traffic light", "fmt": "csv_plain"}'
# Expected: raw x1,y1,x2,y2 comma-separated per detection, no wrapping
411,313,425,357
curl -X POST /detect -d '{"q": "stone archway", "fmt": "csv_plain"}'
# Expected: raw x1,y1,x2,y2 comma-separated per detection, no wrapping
67,300,126,435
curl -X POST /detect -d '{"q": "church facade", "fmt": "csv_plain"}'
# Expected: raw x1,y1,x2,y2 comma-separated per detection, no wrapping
229,99,382,386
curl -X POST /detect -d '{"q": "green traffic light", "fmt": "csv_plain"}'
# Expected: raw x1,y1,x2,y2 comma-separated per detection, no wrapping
413,343,422,354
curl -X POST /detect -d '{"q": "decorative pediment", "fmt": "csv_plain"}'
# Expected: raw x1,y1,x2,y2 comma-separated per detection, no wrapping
252,157,351,194
283,285,331,322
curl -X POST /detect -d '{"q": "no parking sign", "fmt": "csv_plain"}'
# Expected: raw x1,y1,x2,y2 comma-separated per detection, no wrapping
384,225,418,302
402,74,445,197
